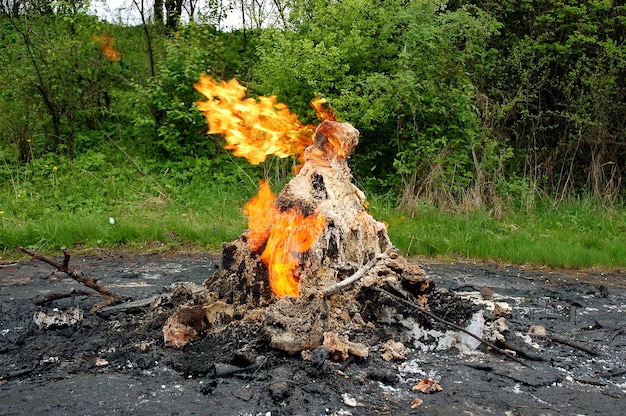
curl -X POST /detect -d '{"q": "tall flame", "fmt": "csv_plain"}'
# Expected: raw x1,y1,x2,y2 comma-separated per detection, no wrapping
244,180,325,297
243,180,275,252
195,76,335,297
261,207,325,297
195,75,332,164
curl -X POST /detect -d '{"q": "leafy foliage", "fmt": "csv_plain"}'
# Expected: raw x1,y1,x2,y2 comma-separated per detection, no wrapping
0,10,127,161
130,23,265,185
477,0,626,202
255,0,506,208
1,0,626,267
134,23,221,161
1,1,626,262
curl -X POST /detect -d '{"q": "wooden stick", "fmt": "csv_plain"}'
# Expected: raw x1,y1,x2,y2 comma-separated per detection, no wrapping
597,368,626,378
34,289,99,306
322,253,384,297
15,246,123,312
540,333,604,357
373,287,535,367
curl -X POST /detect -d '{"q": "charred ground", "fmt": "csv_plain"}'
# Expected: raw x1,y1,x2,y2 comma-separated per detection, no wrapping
1,251,625,415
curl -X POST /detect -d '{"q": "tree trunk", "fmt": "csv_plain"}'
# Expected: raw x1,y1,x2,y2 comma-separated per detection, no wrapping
165,0,183,30
154,0,164,27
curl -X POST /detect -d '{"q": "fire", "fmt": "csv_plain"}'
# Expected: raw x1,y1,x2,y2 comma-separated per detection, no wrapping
310,98,336,124
195,76,332,164
195,75,335,297
244,180,325,297
261,205,325,297
243,180,275,252
93,33,121,62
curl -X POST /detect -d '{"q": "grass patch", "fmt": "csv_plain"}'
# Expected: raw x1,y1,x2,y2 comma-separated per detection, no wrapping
1,153,625,269
0,154,251,257
372,198,626,268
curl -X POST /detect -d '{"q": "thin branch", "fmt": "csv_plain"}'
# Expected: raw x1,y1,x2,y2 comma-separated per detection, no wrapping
15,246,123,312
34,289,99,306
132,0,156,77
322,253,385,297
104,133,170,200
597,368,626,378
538,333,604,357
373,287,534,367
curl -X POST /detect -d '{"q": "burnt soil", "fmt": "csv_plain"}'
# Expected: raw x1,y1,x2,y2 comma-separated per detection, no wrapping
1,251,625,415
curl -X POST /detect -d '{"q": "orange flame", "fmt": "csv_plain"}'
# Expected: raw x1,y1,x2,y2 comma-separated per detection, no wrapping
93,33,121,62
261,206,325,297
243,180,275,251
311,97,336,123
194,76,336,164
195,75,311,164
244,180,325,297
195,76,336,297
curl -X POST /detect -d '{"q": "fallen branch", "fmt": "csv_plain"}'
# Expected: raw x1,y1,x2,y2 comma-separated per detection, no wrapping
373,287,534,367
1,366,35,381
608,328,624,345
212,356,267,378
34,289,99,306
597,368,626,378
15,246,123,312
323,253,385,297
539,333,604,357
499,337,549,362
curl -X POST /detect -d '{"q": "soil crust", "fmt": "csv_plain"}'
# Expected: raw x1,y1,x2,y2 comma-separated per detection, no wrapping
1,251,625,415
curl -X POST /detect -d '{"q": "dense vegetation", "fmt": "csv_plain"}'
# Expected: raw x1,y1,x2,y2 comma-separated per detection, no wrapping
1,0,625,267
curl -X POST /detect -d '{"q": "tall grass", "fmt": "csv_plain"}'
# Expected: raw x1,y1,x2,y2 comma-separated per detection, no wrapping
1,149,625,268
0,146,251,257
372,197,626,268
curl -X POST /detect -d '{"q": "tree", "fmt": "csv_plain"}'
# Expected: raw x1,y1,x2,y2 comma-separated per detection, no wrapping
254,0,503,207
165,0,183,29
472,0,626,201
154,0,163,27
0,8,123,160
133,23,257,164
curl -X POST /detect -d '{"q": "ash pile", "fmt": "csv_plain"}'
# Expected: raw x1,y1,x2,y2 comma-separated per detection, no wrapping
163,120,480,362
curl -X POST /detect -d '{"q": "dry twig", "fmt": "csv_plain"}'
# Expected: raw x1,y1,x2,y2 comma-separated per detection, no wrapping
33,289,100,306
373,287,534,367
539,333,604,356
322,253,386,297
15,246,123,312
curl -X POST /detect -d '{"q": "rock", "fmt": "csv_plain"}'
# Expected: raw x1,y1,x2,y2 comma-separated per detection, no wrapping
310,346,329,369
163,305,206,348
323,331,369,361
269,367,292,399
341,392,358,407
33,307,83,330
412,378,443,394
323,331,349,361
380,340,407,361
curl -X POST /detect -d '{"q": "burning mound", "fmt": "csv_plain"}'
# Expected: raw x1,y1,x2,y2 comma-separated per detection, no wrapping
201,120,431,355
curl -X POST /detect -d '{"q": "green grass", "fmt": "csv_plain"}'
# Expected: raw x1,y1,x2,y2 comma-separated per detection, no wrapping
0,150,252,258
372,198,626,268
1,153,625,269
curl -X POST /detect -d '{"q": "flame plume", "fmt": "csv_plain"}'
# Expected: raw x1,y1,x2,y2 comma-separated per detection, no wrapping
243,180,275,252
244,180,325,297
195,75,335,297
195,75,334,164
93,33,121,62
